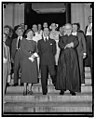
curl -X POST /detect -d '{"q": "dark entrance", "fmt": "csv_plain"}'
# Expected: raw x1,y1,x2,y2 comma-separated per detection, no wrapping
24,3,71,28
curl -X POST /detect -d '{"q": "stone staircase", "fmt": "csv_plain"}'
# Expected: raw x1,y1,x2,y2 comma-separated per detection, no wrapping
4,67,93,114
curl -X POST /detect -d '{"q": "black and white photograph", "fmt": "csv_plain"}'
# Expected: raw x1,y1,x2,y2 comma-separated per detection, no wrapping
1,1,94,117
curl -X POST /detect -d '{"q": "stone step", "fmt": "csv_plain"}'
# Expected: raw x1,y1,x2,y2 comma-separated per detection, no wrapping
6,85,92,94
34,78,92,86
10,77,92,86
85,67,91,72
85,78,92,85
4,94,92,103
4,101,92,112
4,106,92,112
18,77,92,86
85,72,91,79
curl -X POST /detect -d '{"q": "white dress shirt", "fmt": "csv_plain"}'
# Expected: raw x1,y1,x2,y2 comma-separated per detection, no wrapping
72,32,77,36
33,32,42,43
86,23,92,36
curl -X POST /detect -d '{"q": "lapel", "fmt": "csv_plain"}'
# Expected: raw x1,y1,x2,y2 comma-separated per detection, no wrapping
41,38,53,48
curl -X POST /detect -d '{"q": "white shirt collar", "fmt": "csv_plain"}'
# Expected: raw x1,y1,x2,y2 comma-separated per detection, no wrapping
72,32,77,36
18,36,23,40
43,35,49,41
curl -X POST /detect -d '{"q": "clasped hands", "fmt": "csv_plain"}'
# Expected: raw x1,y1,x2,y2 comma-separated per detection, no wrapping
29,53,38,62
64,42,74,49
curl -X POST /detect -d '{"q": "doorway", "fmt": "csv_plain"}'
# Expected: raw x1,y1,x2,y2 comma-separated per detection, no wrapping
24,3,71,28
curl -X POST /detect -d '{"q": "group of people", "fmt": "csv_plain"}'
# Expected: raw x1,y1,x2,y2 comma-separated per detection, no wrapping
3,16,92,97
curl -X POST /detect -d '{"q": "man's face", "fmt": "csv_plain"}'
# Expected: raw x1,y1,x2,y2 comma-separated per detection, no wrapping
65,24,72,35
43,28,49,37
43,23,48,28
38,24,42,30
72,24,78,32
88,16,92,23
25,25,28,30
16,29,23,36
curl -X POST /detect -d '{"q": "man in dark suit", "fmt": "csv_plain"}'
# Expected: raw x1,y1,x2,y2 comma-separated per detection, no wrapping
85,16,93,85
11,25,24,86
38,27,56,95
85,16,92,67
72,23,86,85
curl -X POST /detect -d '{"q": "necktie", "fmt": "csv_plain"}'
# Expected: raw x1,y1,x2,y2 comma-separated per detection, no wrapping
18,38,21,49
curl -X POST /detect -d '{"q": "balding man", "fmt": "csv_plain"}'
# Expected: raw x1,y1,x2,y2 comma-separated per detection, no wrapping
55,23,80,95
38,28,56,95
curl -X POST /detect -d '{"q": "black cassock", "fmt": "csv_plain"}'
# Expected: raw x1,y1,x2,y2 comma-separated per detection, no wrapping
55,34,81,92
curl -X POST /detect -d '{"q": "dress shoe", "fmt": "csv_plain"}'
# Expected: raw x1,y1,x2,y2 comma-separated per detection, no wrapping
27,90,33,95
70,91,76,96
14,83,18,86
43,92,47,95
59,90,64,95
20,83,24,86
23,90,27,96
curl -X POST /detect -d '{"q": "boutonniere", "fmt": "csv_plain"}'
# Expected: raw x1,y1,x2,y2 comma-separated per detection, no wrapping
50,43,53,45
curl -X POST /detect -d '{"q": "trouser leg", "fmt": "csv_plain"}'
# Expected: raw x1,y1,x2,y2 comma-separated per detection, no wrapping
14,52,20,84
48,65,56,85
41,65,48,94
78,55,85,84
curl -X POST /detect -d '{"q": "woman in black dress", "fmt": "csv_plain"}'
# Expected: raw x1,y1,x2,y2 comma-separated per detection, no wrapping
20,29,38,95
55,24,81,95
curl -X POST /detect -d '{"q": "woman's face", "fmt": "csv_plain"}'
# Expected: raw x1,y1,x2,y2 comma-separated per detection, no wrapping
26,31,33,40
72,25,78,32
51,26,56,30
51,23,57,30
32,25,37,33
4,27,9,35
